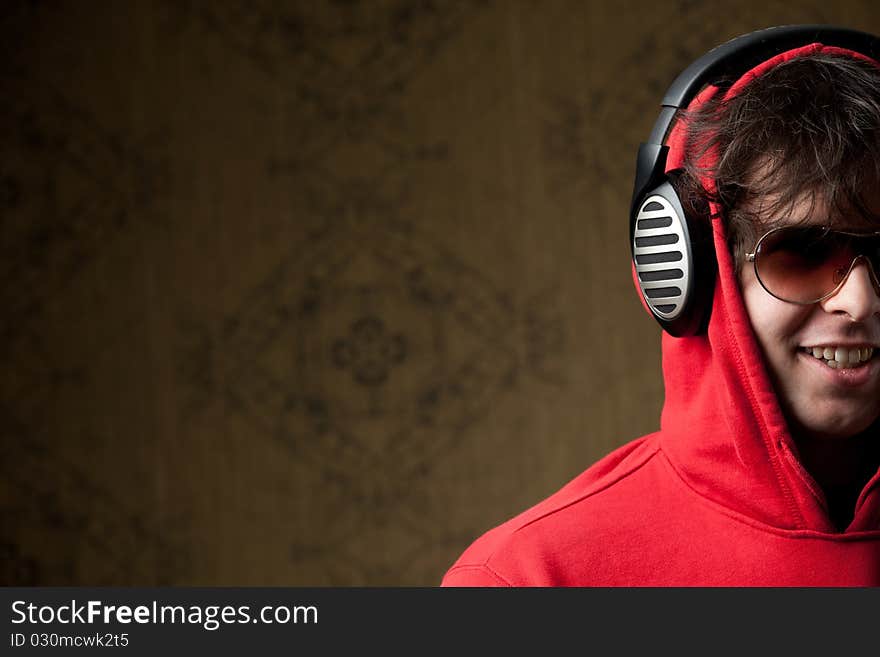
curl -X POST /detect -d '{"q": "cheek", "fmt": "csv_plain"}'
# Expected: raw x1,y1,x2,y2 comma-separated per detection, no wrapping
739,270,809,352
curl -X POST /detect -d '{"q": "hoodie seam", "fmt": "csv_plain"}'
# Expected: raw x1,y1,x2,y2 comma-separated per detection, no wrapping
444,564,513,587
468,442,664,577
776,440,829,513
509,442,662,535
659,446,880,541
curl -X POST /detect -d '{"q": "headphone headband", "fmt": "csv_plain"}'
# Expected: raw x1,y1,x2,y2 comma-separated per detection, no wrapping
662,25,880,114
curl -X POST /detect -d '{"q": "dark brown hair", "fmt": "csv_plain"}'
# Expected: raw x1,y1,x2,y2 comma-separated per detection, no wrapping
675,53,880,269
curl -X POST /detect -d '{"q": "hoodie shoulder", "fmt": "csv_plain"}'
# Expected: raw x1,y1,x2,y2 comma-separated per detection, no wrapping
441,434,661,587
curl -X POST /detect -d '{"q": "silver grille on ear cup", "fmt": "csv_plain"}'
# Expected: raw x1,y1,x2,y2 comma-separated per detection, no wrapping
633,191,690,321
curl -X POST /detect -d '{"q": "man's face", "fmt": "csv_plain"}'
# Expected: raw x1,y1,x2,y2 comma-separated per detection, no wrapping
739,196,880,441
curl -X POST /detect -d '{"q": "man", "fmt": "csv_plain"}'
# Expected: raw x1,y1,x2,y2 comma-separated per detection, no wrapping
442,28,880,586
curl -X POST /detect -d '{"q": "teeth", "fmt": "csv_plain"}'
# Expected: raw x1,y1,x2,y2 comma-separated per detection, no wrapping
805,346,875,368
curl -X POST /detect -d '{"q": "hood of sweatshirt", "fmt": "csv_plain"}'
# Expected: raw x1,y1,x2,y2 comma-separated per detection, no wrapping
656,43,880,534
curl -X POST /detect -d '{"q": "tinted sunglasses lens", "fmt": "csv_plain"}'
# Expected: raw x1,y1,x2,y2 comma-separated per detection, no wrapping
755,227,857,303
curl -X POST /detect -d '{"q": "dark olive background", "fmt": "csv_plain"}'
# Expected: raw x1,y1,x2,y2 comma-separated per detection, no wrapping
2,0,878,585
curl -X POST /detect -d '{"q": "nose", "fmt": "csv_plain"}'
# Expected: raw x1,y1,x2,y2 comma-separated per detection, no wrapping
820,257,880,321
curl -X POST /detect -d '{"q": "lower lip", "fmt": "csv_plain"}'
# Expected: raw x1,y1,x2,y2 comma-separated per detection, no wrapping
799,351,880,388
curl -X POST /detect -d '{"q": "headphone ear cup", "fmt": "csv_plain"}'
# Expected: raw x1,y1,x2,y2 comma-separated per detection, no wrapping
631,180,715,336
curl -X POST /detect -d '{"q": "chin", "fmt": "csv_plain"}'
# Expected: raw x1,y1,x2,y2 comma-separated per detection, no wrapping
796,410,879,440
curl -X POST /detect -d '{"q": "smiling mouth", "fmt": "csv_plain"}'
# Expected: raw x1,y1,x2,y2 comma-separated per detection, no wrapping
801,346,876,369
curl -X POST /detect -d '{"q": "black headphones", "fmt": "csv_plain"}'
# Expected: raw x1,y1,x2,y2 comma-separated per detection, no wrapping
631,24,880,337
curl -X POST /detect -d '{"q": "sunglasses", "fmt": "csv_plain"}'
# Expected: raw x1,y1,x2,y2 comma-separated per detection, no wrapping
745,225,880,304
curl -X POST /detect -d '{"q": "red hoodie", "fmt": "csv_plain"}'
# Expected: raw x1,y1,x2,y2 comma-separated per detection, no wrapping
441,44,880,586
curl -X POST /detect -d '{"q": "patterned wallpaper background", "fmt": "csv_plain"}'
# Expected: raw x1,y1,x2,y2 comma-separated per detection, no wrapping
3,0,879,585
